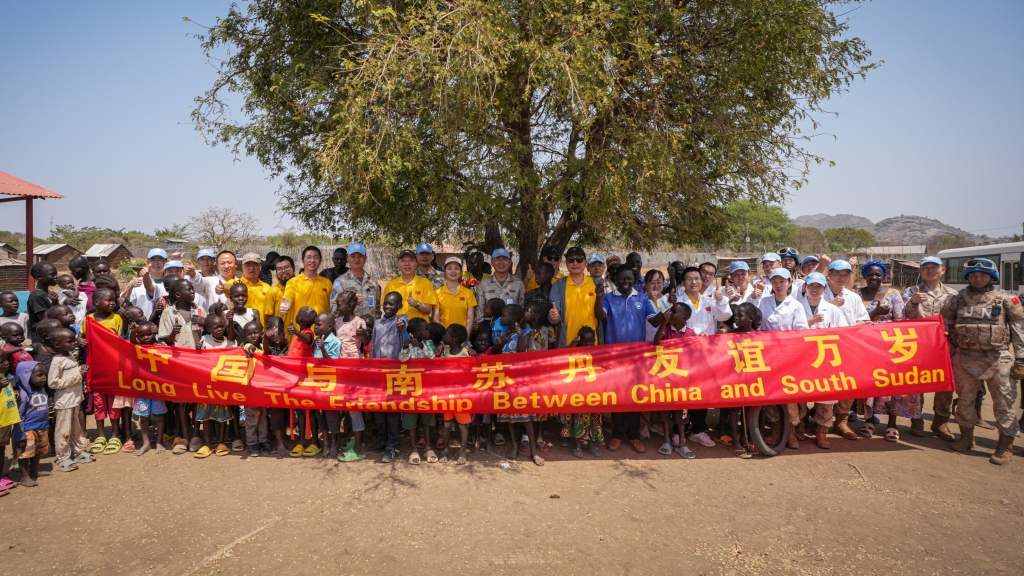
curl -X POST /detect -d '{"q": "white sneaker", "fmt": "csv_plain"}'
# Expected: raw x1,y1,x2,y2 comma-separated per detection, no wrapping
688,432,715,447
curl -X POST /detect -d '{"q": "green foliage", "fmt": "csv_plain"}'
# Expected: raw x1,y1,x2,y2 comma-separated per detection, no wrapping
926,233,973,253
154,224,188,240
48,225,156,251
264,229,336,249
721,200,796,252
117,258,148,277
192,0,875,270
791,226,827,255
823,227,875,252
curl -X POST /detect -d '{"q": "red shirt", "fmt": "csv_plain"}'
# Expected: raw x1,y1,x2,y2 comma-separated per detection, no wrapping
286,329,314,357
2,345,33,375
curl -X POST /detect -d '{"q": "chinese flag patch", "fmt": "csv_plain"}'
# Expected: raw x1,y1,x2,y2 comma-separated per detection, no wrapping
459,297,465,301
588,292,594,297
705,307,711,311
1014,297,1020,305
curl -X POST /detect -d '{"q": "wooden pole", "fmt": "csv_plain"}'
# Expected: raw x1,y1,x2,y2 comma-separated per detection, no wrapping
26,197,34,291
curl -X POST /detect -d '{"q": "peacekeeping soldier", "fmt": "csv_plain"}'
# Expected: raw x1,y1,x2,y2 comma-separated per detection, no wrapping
904,256,959,440
940,258,1024,465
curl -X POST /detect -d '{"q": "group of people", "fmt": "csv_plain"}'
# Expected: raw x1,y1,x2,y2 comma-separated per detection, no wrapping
0,240,1021,494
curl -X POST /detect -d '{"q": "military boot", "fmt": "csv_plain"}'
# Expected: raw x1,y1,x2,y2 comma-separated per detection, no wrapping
786,424,800,450
930,415,955,442
951,427,974,453
763,420,781,446
908,418,925,437
795,421,810,441
990,434,1014,466
832,413,858,440
815,425,830,450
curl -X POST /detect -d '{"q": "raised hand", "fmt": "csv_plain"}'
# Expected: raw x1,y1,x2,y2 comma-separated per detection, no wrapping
830,294,845,307
288,325,298,336
809,311,824,326
525,264,535,282
668,290,677,305
594,279,605,297
548,306,560,323
215,278,227,295
184,260,196,278
396,317,407,332
908,286,926,304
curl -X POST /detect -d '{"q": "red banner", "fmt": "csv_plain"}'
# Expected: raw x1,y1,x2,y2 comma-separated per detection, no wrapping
85,317,954,413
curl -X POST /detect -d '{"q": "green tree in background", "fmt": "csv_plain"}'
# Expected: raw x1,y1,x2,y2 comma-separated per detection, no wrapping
192,0,874,271
792,226,827,254
722,200,796,253
824,227,875,252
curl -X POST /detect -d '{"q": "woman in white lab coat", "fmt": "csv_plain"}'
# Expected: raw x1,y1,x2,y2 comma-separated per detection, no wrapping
757,269,809,449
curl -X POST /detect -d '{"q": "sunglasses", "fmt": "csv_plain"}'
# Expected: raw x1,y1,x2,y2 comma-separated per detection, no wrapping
545,254,561,261
565,256,586,264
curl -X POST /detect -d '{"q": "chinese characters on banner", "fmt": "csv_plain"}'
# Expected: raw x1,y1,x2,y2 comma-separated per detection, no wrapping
87,317,954,413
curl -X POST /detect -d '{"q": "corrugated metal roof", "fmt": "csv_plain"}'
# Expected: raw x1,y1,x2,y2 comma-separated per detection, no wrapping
0,171,64,199
85,243,126,258
861,246,927,255
0,258,27,267
32,243,78,255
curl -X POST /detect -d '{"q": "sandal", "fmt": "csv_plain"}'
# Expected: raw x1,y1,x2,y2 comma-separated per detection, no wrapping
88,437,107,454
188,437,203,452
493,433,506,446
215,443,230,456
885,427,899,442
73,452,95,464
303,445,321,457
658,442,672,456
425,450,438,464
416,437,426,450
731,447,752,459
194,446,213,459
0,477,18,491
536,440,549,452
674,445,695,459
56,460,79,472
171,439,189,455
289,444,305,458
339,449,366,462
409,451,422,465
859,423,876,438
163,433,175,444
231,439,245,452
103,437,122,455
435,437,445,450
120,439,136,453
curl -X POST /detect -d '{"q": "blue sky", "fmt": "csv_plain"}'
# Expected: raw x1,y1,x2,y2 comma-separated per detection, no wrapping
1,1,1022,238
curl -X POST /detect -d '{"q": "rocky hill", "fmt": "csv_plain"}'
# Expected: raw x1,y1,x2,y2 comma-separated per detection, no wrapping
793,213,987,245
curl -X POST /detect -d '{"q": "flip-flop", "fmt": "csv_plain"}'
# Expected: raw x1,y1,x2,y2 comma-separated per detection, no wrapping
289,444,305,458
658,442,672,456
231,439,245,452
103,437,123,455
172,439,189,455
859,423,875,438
88,437,107,454
215,443,230,456
56,460,79,472
163,433,175,444
425,450,438,464
73,453,95,464
409,451,421,464
302,445,321,457
194,446,213,459
731,447,752,459
435,437,445,450
339,449,366,462
416,437,427,449
493,433,506,446
188,437,203,452
342,439,355,451
0,477,17,491
121,439,136,453
885,427,899,442
674,445,696,459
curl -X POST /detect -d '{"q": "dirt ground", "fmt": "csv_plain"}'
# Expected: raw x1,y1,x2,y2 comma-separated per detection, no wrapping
2,393,1023,576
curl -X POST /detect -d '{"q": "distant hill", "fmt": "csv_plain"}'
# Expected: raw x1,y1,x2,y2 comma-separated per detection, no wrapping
794,213,989,245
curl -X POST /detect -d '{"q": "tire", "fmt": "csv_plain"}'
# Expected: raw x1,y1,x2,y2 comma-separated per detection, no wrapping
746,404,789,457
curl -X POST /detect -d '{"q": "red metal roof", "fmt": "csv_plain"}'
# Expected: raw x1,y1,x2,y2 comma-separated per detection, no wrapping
0,171,64,199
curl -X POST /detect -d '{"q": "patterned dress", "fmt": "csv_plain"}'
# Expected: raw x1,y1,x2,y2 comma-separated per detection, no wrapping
857,287,920,418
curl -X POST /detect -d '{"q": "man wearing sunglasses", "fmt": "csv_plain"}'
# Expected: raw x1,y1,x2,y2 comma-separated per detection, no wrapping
526,246,566,291
941,258,1024,465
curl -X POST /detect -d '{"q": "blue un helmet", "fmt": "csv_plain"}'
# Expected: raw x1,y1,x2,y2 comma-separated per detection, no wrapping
778,247,799,261
962,258,999,282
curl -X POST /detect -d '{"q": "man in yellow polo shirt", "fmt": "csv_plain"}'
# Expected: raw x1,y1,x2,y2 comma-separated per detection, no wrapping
233,253,272,316
384,249,437,321
280,246,333,329
263,255,295,328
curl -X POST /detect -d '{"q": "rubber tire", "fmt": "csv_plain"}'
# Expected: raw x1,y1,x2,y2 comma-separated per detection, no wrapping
746,405,790,457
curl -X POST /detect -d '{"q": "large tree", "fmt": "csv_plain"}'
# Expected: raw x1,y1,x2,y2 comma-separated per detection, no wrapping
192,0,873,273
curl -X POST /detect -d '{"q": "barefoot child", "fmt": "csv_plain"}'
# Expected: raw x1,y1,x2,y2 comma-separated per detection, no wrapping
313,312,341,458
130,322,168,456
398,317,437,464
15,361,51,484
241,320,272,457
80,288,126,456
439,323,474,464
48,328,91,471
196,314,234,458
334,291,368,462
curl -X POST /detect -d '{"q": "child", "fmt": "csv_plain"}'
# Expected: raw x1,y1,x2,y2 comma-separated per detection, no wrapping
524,262,556,303
313,312,342,458
334,291,368,462
1,323,33,375
262,316,293,458
359,314,375,358
57,274,86,331
476,298,506,338
470,328,495,452
225,283,261,345
15,361,50,484
653,303,699,459
0,350,21,494
286,307,320,458
131,322,168,456
367,292,407,464
27,262,58,340
518,301,556,447
439,323,474,464
398,317,437,464
241,320,272,457
158,279,205,451
0,291,29,348
561,326,605,458
80,288,126,456
196,314,234,458
287,306,317,357
494,304,544,466
48,328,91,471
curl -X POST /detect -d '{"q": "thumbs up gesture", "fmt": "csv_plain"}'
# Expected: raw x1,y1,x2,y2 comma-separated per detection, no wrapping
215,278,227,295
525,264,535,283
184,260,196,278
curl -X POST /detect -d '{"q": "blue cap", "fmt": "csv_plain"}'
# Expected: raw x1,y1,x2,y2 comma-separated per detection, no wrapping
587,254,606,265
147,248,168,259
920,256,942,266
804,272,827,286
416,242,434,254
769,268,791,280
491,248,511,260
801,255,819,265
347,242,367,256
760,252,781,263
729,261,750,273
828,260,852,272
197,248,216,259
164,260,184,270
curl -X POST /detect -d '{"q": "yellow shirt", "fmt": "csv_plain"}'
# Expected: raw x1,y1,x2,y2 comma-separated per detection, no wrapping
564,275,598,344
435,283,478,328
263,284,294,329
82,312,123,340
227,277,271,319
526,271,565,291
282,273,333,329
384,275,439,321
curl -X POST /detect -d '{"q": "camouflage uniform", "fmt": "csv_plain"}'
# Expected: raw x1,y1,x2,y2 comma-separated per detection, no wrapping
475,274,527,318
941,285,1024,462
416,267,445,289
905,281,959,436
